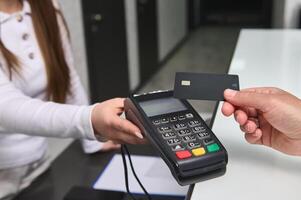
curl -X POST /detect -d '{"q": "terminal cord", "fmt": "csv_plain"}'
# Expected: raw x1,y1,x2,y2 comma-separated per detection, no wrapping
121,145,152,200
121,145,137,200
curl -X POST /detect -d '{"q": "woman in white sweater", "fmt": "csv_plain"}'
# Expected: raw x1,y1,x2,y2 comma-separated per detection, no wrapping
0,0,145,199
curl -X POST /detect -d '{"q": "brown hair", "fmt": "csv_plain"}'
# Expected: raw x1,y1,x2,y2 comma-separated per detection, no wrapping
0,0,70,103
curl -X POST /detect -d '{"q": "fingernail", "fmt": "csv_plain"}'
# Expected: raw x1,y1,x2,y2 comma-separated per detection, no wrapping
224,89,237,98
135,132,144,139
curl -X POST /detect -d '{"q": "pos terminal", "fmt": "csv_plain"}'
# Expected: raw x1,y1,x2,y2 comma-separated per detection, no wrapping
124,90,227,186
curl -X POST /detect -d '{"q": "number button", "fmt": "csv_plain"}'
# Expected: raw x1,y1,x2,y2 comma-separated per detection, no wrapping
187,142,201,149
197,132,210,139
161,118,169,124
174,123,187,130
178,129,191,136
152,120,160,125
182,135,196,142
167,138,181,145
192,126,206,133
188,120,200,127
185,113,194,119
162,132,176,139
178,115,185,120
204,138,214,145
170,116,177,122
158,126,172,133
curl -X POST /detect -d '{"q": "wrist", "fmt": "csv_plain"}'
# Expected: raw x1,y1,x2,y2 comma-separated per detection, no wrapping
91,103,108,142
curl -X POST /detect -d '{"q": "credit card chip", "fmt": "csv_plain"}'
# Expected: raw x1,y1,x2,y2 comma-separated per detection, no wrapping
181,80,191,86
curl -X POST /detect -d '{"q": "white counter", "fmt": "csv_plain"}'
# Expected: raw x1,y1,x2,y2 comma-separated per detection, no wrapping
190,30,301,200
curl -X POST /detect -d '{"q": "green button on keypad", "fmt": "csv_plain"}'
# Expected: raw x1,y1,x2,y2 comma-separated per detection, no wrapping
207,143,220,152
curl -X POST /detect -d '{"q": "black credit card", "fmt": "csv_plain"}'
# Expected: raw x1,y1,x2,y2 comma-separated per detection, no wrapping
174,72,240,101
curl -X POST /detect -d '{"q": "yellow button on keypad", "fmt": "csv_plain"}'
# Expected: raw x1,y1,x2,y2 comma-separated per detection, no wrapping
192,147,206,156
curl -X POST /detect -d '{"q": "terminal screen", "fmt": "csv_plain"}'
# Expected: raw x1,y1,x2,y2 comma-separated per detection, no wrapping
139,97,187,117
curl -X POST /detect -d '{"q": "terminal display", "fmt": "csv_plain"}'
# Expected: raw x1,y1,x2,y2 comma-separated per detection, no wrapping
139,97,187,117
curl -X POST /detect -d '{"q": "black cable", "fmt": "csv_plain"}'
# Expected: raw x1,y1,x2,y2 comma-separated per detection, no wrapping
123,145,152,200
121,145,137,200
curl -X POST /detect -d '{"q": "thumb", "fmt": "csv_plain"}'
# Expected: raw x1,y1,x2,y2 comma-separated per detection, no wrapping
224,89,270,111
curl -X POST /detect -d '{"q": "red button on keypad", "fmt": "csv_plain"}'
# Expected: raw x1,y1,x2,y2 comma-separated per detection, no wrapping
176,150,192,159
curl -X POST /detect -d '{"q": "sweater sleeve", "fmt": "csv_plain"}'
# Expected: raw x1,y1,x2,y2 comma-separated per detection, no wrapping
57,7,104,153
64,47,104,153
0,67,96,140
66,65,104,153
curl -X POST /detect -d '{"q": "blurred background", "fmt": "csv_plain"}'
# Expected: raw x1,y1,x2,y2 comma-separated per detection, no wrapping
49,0,301,159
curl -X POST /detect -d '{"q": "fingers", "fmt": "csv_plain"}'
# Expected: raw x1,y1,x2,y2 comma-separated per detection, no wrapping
221,102,235,116
93,98,147,145
241,107,258,118
109,117,148,144
222,102,258,119
240,87,284,95
111,116,144,139
240,119,258,133
224,89,271,112
222,87,284,116
232,109,262,144
222,88,271,146
238,118,262,145
112,133,147,145
112,98,126,114
234,110,248,125
244,129,263,145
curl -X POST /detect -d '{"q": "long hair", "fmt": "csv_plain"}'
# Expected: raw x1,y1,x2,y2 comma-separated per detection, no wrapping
0,0,71,103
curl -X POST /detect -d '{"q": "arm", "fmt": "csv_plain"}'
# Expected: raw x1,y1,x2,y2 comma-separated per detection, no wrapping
0,67,95,140
0,69,145,144
67,63,105,153
65,53,105,153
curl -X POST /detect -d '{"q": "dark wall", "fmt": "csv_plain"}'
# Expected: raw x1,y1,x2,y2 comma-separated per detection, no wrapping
136,0,159,86
82,0,130,103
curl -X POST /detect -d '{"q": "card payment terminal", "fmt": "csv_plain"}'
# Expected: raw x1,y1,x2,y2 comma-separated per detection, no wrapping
124,90,227,186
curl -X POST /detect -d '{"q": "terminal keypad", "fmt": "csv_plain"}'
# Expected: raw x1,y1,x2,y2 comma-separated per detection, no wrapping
153,112,220,160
